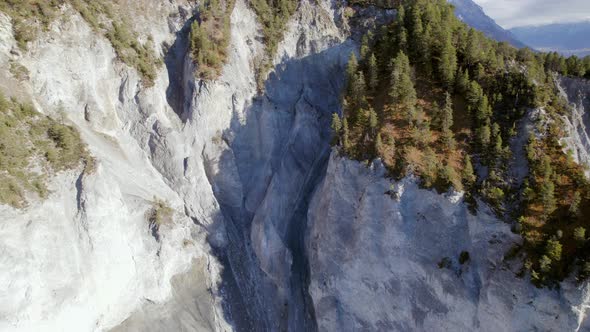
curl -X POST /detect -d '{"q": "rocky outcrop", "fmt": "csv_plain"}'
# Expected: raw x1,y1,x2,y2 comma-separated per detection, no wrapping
558,76,590,176
306,154,590,331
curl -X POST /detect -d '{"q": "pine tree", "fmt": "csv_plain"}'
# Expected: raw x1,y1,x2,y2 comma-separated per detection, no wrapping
375,132,383,155
455,69,471,93
421,23,433,76
368,107,378,134
342,118,352,153
360,33,370,60
477,122,491,148
466,81,484,110
422,147,439,188
331,113,342,145
396,5,408,53
389,52,416,115
540,156,557,219
475,63,485,82
574,226,586,245
539,255,552,273
545,239,562,262
431,101,442,129
462,154,476,186
398,27,408,54
368,53,379,92
475,95,492,124
346,53,359,86
439,33,457,88
441,92,455,149
410,4,424,60
441,92,454,132
570,191,582,217
349,71,368,116
494,132,503,156
390,133,396,156
465,28,480,65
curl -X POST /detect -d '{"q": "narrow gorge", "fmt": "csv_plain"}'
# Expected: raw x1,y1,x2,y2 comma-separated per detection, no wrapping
1,1,590,331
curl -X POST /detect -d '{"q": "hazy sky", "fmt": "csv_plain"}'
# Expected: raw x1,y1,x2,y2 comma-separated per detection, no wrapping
473,0,590,28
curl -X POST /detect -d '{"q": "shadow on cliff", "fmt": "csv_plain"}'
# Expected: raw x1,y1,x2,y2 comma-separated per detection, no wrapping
199,42,353,331
164,8,198,119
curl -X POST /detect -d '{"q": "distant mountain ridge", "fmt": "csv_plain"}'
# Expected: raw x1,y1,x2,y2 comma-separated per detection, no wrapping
448,0,526,48
510,21,590,57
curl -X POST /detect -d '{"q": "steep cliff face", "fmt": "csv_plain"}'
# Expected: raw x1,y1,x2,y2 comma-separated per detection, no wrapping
0,0,350,331
0,1,231,331
306,154,590,331
558,76,590,178
1,1,590,332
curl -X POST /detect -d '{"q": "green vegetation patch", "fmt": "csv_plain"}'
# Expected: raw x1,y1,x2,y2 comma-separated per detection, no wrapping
147,199,174,227
187,0,296,84
70,0,162,87
248,0,298,88
0,0,62,49
189,0,235,80
0,92,90,208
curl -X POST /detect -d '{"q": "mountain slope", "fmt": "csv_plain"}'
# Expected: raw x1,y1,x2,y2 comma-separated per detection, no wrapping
448,0,526,48
510,21,590,57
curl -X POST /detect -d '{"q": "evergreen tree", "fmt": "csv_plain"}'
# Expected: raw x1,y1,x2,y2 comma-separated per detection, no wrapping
539,255,552,273
455,68,470,93
574,226,586,245
490,121,503,159
462,154,476,186
390,133,396,156
545,239,562,262
421,23,433,75
465,28,480,65
342,118,351,153
493,131,503,156
477,122,491,148
475,95,492,124
375,132,383,155
367,53,379,92
441,92,454,132
541,179,556,217
346,53,359,86
349,71,368,116
570,191,582,217
389,52,416,115
395,5,408,53
368,107,378,134
331,113,342,145
431,101,442,130
441,92,455,149
475,63,485,82
360,33,370,60
439,33,457,88
410,4,424,60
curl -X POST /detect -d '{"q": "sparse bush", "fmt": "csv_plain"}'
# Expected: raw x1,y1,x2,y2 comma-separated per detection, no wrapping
574,227,586,246
459,251,470,265
248,0,298,89
438,257,452,269
189,0,235,80
0,94,90,207
148,199,173,227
